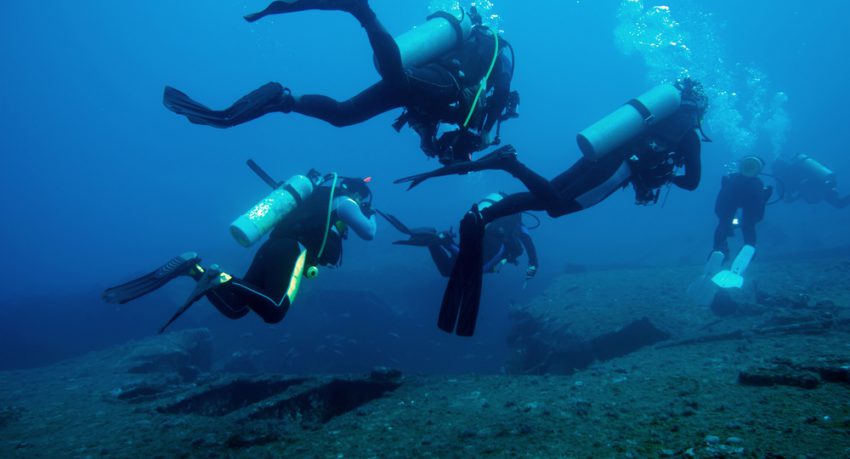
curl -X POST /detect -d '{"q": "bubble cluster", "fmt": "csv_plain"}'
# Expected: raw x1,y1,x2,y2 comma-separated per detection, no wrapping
615,0,790,159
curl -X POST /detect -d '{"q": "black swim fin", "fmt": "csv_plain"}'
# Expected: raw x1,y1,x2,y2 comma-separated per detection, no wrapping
163,83,290,128
102,252,201,305
245,0,366,22
159,266,232,334
377,209,447,247
437,206,486,336
394,145,519,190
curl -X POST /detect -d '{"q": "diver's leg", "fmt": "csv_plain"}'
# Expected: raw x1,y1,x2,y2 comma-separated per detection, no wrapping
243,1,405,85
541,155,632,218
480,192,546,223
824,190,850,209
163,83,293,128
228,238,306,324
206,289,251,320
292,81,403,127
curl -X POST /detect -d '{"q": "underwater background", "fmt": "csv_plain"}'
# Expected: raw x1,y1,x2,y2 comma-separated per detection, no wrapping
1,0,849,376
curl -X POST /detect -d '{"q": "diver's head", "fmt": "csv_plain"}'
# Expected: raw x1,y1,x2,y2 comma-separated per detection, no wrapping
738,155,765,178
675,77,709,123
337,176,373,206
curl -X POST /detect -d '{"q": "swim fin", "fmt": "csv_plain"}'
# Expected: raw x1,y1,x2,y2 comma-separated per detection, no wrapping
438,206,485,336
163,83,291,128
687,250,724,306
394,145,518,190
102,252,201,305
159,266,232,334
244,0,366,22
712,245,756,289
376,209,447,246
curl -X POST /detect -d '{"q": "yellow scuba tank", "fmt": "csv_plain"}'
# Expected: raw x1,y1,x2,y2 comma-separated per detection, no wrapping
577,84,684,161
374,10,473,72
230,174,315,247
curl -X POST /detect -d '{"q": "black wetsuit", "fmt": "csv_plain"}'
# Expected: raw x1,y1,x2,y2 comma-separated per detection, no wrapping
205,187,349,324
713,173,770,258
481,113,702,224
164,2,513,158
429,214,538,277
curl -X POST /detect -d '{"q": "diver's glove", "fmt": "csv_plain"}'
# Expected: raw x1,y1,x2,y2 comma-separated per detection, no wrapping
525,265,538,280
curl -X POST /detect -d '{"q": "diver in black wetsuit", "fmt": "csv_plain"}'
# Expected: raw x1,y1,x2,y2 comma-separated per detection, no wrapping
414,78,709,336
713,156,773,260
772,154,850,209
163,0,516,164
379,193,539,279
103,172,376,331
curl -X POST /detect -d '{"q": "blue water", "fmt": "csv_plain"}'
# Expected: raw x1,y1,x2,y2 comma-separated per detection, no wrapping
1,0,849,373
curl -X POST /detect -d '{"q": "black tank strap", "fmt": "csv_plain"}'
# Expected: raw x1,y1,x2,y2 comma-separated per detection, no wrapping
284,184,303,207
427,11,466,49
626,98,655,125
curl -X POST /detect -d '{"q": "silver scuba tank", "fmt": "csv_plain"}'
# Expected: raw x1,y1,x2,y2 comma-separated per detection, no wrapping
230,175,315,247
577,84,684,161
374,10,473,72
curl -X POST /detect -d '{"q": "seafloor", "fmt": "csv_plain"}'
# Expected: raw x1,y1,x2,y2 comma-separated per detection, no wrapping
1,256,849,458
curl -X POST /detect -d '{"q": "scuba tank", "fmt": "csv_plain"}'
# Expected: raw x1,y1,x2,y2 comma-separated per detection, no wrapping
577,84,684,161
794,154,836,185
477,192,505,211
230,173,316,247
374,9,473,72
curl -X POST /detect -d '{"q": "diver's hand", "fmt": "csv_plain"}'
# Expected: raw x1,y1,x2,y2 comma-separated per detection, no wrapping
525,265,538,280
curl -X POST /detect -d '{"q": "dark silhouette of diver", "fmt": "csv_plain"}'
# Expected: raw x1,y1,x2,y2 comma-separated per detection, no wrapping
400,78,709,336
772,154,850,209
713,156,773,260
103,171,376,331
379,192,539,279
163,0,517,164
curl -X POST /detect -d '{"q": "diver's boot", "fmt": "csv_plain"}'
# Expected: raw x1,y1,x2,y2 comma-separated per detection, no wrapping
245,0,370,22
163,83,294,128
103,252,202,304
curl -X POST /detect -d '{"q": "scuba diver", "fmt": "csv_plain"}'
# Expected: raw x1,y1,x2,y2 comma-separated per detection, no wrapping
713,155,773,260
103,165,376,331
398,78,710,336
379,193,539,279
772,154,850,209
163,0,518,164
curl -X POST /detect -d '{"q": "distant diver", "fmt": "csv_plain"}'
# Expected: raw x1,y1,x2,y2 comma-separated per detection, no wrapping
772,154,850,209
712,155,773,260
404,78,710,336
103,163,376,332
379,192,539,279
163,0,518,164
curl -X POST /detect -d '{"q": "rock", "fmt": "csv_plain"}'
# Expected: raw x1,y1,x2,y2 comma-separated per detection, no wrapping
120,329,213,382
507,316,670,374
0,406,24,428
738,366,820,389
369,367,403,384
